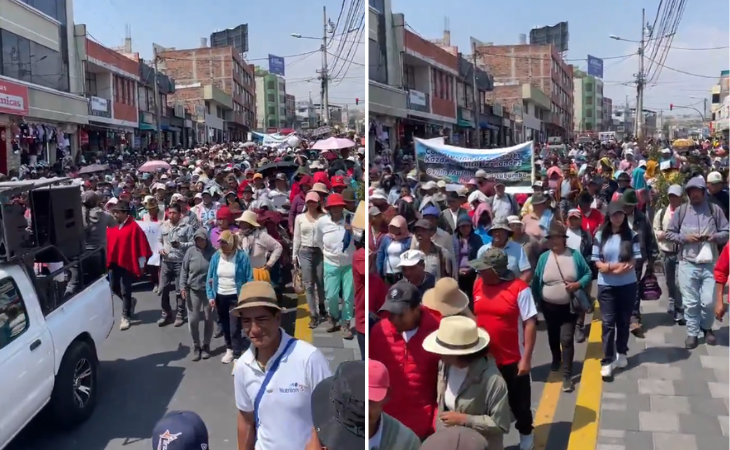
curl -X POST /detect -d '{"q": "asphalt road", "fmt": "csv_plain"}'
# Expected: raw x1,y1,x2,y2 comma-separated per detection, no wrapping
6,286,314,450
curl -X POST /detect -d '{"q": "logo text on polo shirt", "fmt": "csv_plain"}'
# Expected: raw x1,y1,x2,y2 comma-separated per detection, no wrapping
279,382,307,394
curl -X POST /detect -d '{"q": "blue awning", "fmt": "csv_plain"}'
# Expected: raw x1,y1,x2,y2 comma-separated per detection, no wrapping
480,122,500,131
139,123,156,131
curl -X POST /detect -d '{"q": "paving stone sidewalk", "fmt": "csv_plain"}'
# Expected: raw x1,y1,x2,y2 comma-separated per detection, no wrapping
595,278,729,450
311,322,362,370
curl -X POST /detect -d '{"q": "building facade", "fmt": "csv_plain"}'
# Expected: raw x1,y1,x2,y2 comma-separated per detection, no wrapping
454,54,494,147
254,68,287,131
572,69,604,133
285,93,296,128
294,100,319,129
0,0,88,172
711,70,729,136
602,97,613,132
159,44,256,142
476,43,574,140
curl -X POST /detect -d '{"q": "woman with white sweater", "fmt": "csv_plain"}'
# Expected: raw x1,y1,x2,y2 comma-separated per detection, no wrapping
293,191,327,328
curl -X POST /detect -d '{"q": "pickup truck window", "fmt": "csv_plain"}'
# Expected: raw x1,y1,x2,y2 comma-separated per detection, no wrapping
0,277,29,349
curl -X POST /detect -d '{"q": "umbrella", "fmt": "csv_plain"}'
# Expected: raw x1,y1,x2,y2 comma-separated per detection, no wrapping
138,160,171,173
257,161,299,179
78,163,109,175
311,137,356,151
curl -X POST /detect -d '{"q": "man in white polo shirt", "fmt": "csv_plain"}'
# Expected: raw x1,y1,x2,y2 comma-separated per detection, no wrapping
232,281,332,450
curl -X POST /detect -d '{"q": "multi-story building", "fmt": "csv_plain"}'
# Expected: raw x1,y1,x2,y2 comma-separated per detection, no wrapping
254,68,287,131
455,54,494,147
602,97,613,132
285,94,296,128
79,30,140,152
158,41,256,142
476,43,574,140
295,100,319,129
0,0,88,171
572,68,604,133
711,70,729,136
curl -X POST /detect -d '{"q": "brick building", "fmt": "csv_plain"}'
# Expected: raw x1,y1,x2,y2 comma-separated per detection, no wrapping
158,44,255,142
476,44,574,139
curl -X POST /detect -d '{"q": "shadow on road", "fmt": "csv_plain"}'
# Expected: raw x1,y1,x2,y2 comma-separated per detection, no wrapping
7,344,189,450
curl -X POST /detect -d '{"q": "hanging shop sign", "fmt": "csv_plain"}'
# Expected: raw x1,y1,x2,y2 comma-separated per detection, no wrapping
90,97,108,112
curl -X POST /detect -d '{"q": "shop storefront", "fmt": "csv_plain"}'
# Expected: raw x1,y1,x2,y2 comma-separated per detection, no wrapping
454,107,476,147
0,78,86,173
479,105,503,147
167,105,185,147
183,117,194,148
138,110,158,149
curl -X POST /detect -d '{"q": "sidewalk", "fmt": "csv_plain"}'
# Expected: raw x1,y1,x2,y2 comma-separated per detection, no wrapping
569,276,729,450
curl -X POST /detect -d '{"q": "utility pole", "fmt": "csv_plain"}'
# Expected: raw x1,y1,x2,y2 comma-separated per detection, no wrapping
635,7,646,145
321,6,330,125
471,41,481,148
152,46,163,148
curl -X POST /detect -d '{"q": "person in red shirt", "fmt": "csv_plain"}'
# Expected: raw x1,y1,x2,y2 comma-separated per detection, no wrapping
470,247,538,450
714,244,729,321
577,191,604,237
369,280,440,440
107,200,153,331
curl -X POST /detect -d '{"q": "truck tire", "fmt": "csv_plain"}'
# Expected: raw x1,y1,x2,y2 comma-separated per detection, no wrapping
49,341,99,427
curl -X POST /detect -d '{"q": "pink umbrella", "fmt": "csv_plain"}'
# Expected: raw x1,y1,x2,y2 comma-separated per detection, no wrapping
139,160,171,172
311,137,356,151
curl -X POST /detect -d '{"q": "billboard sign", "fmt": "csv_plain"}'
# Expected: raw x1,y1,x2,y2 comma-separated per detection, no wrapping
0,79,29,116
529,22,569,53
268,54,285,76
587,55,604,79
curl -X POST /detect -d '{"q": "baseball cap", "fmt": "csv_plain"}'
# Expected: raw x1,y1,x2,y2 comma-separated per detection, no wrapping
368,206,381,216
507,215,522,225
474,169,487,178
422,205,440,217
567,208,582,219
422,181,438,190
413,219,434,231
331,175,347,187
437,180,447,188
368,359,390,402
420,426,489,450
397,250,426,268
379,280,422,315
152,411,208,450
311,361,365,449
707,171,723,184
253,173,263,179
667,184,683,197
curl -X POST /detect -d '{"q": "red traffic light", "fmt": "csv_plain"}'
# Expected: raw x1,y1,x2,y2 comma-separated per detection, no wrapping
670,103,673,110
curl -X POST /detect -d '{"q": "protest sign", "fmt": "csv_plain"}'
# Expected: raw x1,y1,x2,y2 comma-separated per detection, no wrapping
135,221,162,266
414,138,534,186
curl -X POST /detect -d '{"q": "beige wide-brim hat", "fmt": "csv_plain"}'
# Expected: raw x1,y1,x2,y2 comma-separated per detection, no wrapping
231,281,281,316
422,315,490,356
422,278,473,319
235,210,260,227
352,201,366,230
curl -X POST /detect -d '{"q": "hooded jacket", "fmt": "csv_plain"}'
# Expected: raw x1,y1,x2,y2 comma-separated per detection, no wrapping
179,228,216,292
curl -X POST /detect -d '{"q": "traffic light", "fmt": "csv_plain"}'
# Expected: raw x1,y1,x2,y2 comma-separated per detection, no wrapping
670,103,673,111
355,98,359,105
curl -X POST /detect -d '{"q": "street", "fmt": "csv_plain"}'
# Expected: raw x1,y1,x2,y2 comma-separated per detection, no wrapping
7,284,360,450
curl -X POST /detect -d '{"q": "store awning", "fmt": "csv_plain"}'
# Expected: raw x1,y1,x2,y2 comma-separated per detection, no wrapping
457,119,474,128
167,126,182,132
480,122,499,131
139,123,156,131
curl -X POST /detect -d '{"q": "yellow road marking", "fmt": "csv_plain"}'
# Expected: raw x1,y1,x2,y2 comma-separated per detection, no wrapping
294,294,313,343
533,370,564,449
567,306,603,450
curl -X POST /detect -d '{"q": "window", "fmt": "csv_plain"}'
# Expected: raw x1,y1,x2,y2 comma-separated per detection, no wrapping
268,106,275,115
267,93,275,103
585,83,593,92
586,96,593,105
267,80,275,90
138,86,147,110
368,39,387,84
1,30,31,83
0,277,29,349
1,30,68,91
586,109,593,118
369,0,384,12
19,0,67,24
712,93,721,104
85,71,97,96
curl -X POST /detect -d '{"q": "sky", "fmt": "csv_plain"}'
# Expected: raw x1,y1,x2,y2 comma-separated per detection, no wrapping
73,0,365,109
391,0,729,119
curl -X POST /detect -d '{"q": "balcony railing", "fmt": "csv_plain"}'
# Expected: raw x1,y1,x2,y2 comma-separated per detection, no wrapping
407,89,430,113
88,95,111,119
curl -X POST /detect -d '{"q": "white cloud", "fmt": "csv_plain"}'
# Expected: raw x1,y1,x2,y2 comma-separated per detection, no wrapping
603,24,729,116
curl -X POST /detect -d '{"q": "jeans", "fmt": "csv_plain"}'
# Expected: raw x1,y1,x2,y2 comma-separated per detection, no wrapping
598,283,637,365
299,247,326,318
323,263,354,324
186,289,213,348
542,302,577,377
215,293,246,357
677,261,716,337
160,260,185,319
109,264,133,319
662,253,683,314
631,260,645,324
498,362,533,435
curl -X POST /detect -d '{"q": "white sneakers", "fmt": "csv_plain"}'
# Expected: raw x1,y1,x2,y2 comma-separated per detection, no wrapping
221,349,235,364
519,432,534,450
601,353,628,379
119,317,130,331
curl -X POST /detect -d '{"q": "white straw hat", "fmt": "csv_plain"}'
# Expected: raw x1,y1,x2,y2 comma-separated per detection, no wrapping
422,316,490,356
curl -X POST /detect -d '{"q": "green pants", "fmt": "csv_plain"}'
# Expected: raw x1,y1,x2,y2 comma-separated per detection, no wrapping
323,263,354,323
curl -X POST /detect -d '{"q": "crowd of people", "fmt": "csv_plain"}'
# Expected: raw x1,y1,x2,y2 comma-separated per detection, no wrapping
366,137,729,450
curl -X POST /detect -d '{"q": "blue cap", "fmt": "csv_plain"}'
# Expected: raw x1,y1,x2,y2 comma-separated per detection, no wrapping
422,206,440,217
152,411,208,450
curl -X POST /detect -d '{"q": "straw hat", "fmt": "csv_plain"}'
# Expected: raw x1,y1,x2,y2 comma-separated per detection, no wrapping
236,210,260,227
422,316,490,356
422,278,473,319
352,201,366,230
231,281,281,316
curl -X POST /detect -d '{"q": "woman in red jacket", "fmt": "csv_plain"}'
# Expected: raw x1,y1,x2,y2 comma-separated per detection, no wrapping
714,244,729,321
369,280,441,440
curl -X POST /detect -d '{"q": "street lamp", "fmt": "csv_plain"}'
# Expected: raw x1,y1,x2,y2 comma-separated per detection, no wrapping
608,33,675,43
291,33,319,40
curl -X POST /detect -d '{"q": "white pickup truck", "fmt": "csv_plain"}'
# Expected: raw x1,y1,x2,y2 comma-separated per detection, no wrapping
0,179,114,450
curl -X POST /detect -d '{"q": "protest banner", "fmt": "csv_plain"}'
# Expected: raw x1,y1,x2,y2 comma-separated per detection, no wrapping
414,138,534,186
135,221,162,266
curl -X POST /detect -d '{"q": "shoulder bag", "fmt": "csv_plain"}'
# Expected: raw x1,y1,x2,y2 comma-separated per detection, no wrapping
553,252,594,314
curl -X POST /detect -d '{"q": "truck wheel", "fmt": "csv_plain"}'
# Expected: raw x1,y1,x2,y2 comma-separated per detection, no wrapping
49,341,98,427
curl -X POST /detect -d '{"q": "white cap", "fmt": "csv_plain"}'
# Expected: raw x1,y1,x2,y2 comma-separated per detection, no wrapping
639,160,647,167
370,189,388,201
667,184,683,197
422,181,438,190
194,193,203,199
707,171,723,184
170,193,185,203
661,148,671,153
397,250,426,268
437,180,446,188
475,169,487,178
507,215,522,225
160,174,169,180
